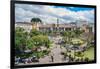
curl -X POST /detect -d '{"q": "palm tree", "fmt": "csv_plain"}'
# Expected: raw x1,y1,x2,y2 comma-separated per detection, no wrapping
31,18,42,30
31,18,42,23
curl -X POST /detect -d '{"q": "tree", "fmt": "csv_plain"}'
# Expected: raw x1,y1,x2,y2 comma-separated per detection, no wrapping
15,27,28,56
30,29,41,37
31,18,42,30
73,28,84,37
62,31,75,44
15,27,28,49
26,38,36,50
31,18,42,23
27,35,51,51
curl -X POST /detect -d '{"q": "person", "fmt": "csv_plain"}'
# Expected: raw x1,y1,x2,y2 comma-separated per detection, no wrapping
51,55,54,62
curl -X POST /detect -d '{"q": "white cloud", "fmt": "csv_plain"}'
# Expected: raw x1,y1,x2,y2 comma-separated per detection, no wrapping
15,4,94,24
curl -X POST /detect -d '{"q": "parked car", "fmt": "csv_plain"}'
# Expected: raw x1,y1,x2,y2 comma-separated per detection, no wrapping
31,55,39,62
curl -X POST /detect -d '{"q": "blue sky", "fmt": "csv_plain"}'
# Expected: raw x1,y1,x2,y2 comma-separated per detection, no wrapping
54,6,94,11
67,7,93,11
15,4,95,24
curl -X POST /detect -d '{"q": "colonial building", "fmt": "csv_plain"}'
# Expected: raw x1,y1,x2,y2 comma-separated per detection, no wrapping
38,24,76,32
15,21,94,33
15,22,77,32
15,22,32,32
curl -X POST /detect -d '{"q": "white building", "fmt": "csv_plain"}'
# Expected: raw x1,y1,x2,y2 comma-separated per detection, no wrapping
15,22,32,32
15,21,94,33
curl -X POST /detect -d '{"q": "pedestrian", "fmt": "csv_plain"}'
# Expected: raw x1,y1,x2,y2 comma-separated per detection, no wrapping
51,55,54,62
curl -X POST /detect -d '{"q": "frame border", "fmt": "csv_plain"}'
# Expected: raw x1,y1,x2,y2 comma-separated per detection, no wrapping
11,0,97,69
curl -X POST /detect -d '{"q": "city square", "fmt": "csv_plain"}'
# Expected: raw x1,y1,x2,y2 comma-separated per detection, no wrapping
15,3,95,65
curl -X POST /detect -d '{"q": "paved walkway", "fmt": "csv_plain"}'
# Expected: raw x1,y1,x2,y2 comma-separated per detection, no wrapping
38,36,66,63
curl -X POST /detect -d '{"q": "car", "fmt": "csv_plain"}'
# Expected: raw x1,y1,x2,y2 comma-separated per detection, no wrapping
31,55,39,62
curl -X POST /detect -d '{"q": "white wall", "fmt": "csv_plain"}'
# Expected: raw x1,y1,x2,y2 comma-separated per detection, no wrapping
0,0,100,69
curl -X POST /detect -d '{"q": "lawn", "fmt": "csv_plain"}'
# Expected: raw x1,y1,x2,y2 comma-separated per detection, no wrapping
83,47,94,60
64,46,94,61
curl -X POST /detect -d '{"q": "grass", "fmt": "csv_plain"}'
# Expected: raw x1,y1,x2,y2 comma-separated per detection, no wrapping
64,46,94,61
83,47,94,60
75,47,94,60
